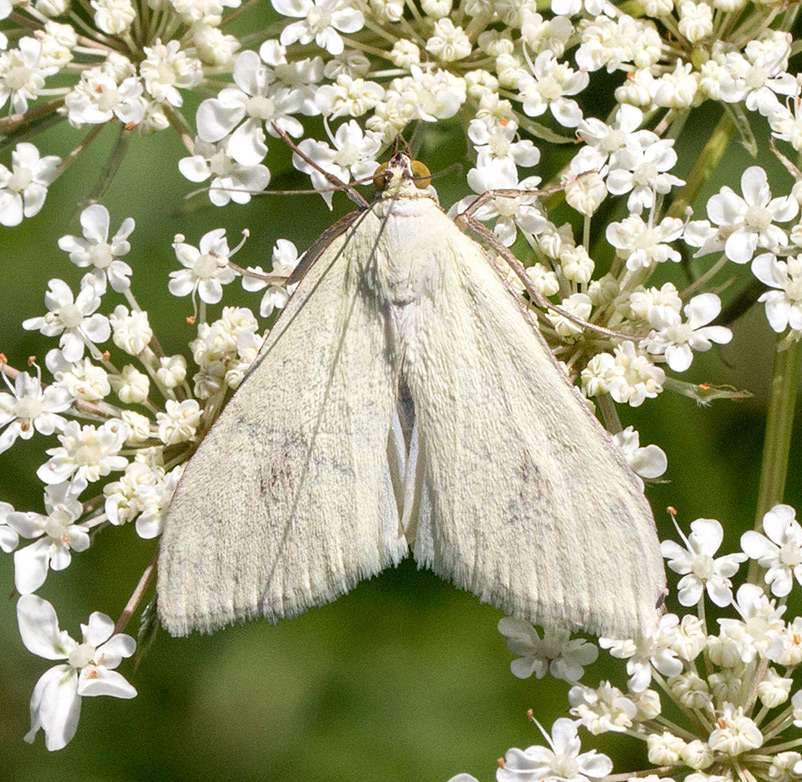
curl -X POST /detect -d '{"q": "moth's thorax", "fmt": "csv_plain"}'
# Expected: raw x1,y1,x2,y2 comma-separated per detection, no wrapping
363,195,453,308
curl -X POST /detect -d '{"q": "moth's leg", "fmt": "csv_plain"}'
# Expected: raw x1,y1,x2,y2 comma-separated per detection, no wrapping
455,208,637,342
271,123,371,209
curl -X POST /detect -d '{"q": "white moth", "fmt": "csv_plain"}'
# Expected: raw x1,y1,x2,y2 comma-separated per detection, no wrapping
158,152,665,640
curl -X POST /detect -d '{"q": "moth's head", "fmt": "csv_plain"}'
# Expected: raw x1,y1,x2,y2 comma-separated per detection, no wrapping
373,153,432,199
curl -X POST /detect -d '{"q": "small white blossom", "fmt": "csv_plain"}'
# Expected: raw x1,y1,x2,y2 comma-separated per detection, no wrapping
757,667,792,708
606,214,683,271
706,166,798,264
103,458,181,537
564,169,607,216
681,740,714,771
670,614,707,661
242,238,300,317
315,73,385,118
58,205,134,293
169,229,237,305
37,21,77,68
109,365,149,405
751,253,802,332
646,730,686,765
91,0,136,34
519,51,588,128
196,50,303,167
661,518,746,607
0,142,61,226
643,293,732,373
156,399,202,445
769,752,802,781
498,618,598,682
575,105,643,170
719,45,797,116
292,119,380,207
607,137,685,214
708,668,747,705
545,293,593,340
612,426,667,487
558,244,594,284
63,68,144,128
109,306,153,356
120,410,151,445
50,357,110,402
600,613,683,693
17,595,136,751
741,504,802,597
677,0,713,43
135,463,182,539
178,137,271,207
37,419,128,486
156,355,187,389
668,671,713,709
7,483,89,593
708,703,763,756
650,61,699,110
0,367,72,454
425,18,472,62
581,342,665,407
469,118,540,174
568,681,637,735
768,98,802,153
389,39,420,69
273,0,364,56
497,719,612,782
0,38,56,114
192,23,241,68
706,633,744,669
140,40,202,107
23,279,110,363
628,282,683,325
525,263,560,298
455,166,546,247
718,583,786,663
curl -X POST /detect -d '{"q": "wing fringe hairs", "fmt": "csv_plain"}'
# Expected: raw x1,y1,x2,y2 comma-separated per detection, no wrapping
157,154,666,640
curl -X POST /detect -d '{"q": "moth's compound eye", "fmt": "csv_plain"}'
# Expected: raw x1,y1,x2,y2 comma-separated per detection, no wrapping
410,160,432,190
373,162,389,191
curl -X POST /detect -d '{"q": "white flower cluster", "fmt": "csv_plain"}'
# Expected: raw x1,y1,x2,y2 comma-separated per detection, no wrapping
455,509,802,782
0,202,297,750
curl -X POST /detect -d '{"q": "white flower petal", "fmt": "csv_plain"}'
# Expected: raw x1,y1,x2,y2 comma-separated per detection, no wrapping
25,664,81,751
17,594,68,659
78,667,137,698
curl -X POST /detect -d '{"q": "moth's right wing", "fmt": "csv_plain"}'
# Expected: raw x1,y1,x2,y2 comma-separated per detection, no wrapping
158,210,406,636
404,213,665,640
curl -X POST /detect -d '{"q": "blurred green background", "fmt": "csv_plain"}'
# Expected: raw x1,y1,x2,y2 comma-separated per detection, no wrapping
1,106,801,782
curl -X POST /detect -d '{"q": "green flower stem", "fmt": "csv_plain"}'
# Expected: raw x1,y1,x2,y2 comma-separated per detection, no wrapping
755,334,802,524
597,392,623,435
747,333,802,583
667,111,734,220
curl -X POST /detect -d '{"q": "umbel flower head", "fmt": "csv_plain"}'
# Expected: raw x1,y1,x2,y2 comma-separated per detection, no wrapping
2,0,802,766
453,512,802,782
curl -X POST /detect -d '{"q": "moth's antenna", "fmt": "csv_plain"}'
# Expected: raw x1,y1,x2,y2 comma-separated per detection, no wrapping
390,135,412,158
272,123,371,209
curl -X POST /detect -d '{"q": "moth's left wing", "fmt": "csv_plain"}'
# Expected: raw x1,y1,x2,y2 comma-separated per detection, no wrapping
403,214,665,640
158,210,406,636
